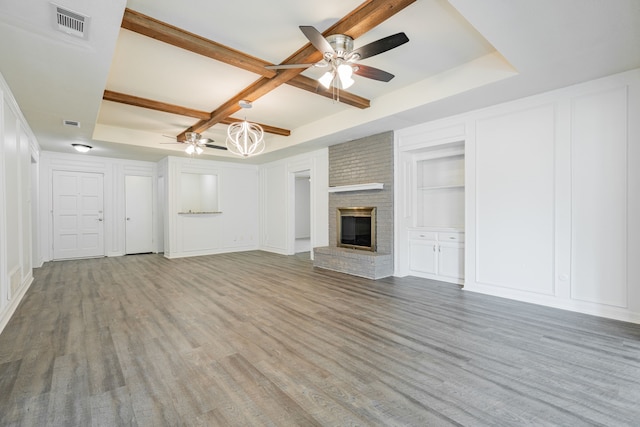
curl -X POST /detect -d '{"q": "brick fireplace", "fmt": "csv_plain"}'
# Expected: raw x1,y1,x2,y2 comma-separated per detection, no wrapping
313,131,394,279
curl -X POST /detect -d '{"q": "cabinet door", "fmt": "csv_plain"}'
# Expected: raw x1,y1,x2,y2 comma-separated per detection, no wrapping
409,240,438,274
438,242,464,280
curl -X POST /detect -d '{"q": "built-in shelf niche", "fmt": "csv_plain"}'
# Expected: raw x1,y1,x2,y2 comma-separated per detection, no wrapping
180,172,219,214
414,143,465,229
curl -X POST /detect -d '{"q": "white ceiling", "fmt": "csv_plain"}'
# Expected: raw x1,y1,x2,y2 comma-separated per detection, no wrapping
1,0,639,164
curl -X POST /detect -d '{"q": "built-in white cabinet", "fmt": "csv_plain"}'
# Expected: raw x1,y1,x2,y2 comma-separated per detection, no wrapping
409,230,464,284
403,141,465,284
397,69,640,324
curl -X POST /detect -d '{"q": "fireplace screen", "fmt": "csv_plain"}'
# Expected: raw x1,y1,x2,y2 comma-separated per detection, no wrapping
337,207,376,251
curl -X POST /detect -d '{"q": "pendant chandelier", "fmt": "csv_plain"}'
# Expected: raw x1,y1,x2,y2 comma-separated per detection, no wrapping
226,101,265,157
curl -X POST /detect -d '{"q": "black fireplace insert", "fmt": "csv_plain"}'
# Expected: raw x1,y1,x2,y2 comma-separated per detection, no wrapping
337,207,376,251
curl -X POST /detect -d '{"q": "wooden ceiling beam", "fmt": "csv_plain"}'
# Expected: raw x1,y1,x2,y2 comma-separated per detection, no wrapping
120,8,371,110
121,9,277,78
103,89,209,120
221,117,290,137
287,75,370,109
102,90,291,136
180,0,416,138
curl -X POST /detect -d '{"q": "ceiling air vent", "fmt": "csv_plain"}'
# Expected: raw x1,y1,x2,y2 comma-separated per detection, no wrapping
63,119,81,128
52,4,90,39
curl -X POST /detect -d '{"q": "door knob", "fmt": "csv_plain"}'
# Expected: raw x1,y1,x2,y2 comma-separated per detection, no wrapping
98,218,103,222
126,217,131,221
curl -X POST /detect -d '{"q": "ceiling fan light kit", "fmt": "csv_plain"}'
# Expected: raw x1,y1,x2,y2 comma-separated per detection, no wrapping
266,26,409,93
226,101,265,157
318,71,335,88
185,143,203,155
337,63,355,88
177,131,226,156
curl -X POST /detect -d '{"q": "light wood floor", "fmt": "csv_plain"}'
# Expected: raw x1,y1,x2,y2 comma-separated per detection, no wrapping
1,251,639,426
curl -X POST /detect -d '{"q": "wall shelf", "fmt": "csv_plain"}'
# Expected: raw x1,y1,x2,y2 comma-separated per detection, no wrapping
328,183,384,193
418,184,464,191
178,211,222,215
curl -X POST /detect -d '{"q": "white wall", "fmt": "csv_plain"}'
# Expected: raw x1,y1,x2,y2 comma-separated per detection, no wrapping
260,149,328,256
163,156,259,258
40,148,328,262
474,105,555,293
0,72,39,334
396,68,640,324
39,152,158,260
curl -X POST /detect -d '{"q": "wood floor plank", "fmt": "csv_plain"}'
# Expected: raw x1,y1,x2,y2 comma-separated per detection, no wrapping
255,358,377,426
0,251,639,426
46,352,91,426
89,386,138,427
219,353,323,426
83,327,126,395
7,346,54,402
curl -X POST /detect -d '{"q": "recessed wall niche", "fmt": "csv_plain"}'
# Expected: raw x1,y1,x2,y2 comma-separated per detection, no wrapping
180,173,219,213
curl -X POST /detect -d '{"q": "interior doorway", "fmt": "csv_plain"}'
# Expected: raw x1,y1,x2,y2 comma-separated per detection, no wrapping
125,175,153,254
52,170,104,260
293,170,311,254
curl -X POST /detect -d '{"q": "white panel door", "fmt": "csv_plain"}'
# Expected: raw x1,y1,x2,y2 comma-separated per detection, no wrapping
53,171,104,259
125,175,153,254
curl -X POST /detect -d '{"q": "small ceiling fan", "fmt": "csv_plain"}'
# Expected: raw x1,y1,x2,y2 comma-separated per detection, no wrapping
162,132,227,155
266,26,409,89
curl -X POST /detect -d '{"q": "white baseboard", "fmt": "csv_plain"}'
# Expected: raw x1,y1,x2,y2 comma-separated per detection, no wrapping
464,283,640,325
0,273,33,335
164,245,259,259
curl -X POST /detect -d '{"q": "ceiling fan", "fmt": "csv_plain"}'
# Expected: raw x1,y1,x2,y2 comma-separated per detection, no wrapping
162,131,227,155
266,26,409,89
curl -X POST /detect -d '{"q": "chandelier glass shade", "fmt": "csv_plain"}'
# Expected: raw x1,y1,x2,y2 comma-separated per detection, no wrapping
184,143,203,155
319,62,354,90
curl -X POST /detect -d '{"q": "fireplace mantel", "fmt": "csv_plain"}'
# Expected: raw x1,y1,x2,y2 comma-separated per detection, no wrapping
327,183,384,193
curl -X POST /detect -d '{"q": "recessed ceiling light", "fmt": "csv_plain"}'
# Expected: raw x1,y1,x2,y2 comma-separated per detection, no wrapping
72,143,92,153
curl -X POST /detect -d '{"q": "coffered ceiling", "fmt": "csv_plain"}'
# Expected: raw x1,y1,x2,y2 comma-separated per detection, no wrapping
0,0,638,163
